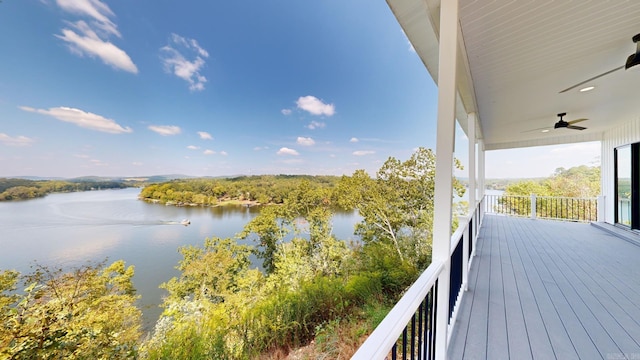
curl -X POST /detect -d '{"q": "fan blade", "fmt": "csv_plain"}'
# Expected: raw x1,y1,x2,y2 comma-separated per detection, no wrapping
567,118,588,125
566,125,587,130
559,66,624,93
521,127,552,133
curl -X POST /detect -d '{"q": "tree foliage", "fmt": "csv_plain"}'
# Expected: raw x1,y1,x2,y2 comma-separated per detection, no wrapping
0,261,142,359
504,165,600,198
0,178,129,201
335,147,465,268
138,175,340,206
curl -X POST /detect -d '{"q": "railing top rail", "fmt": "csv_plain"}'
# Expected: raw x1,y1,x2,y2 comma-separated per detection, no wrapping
487,193,597,201
351,260,444,360
533,195,597,201
486,194,529,198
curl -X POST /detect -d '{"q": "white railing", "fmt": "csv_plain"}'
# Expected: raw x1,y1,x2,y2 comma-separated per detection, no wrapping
484,194,598,222
352,197,485,359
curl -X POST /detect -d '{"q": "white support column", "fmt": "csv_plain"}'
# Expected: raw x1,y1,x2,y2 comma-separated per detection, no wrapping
463,113,476,292
433,0,459,357
476,140,485,239
478,140,485,200
468,112,477,213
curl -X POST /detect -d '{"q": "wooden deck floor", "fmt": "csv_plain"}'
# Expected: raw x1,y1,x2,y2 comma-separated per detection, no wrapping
448,215,640,360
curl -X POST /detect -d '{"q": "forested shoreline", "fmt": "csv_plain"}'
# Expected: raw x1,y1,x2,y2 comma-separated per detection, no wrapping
138,175,341,207
0,178,131,201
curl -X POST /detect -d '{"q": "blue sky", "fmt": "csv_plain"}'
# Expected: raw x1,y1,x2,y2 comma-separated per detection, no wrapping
0,0,598,179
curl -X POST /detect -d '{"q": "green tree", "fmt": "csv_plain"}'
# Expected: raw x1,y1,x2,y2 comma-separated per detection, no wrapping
0,261,142,359
336,147,465,268
240,205,292,274
161,237,259,303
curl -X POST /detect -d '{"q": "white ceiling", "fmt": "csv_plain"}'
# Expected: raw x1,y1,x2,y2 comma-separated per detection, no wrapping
387,0,640,150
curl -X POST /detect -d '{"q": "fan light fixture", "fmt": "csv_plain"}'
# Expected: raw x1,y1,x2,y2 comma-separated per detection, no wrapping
625,33,640,70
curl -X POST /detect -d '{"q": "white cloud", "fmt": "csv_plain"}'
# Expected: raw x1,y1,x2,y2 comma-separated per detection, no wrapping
132,161,142,166
203,149,215,155
350,137,359,143
307,121,326,130
281,109,292,115
277,147,299,156
220,151,228,156
198,131,212,140
353,150,375,156
20,105,132,133
296,96,335,116
187,145,199,150
297,136,315,146
74,154,90,158
56,0,119,36
56,22,138,73
55,0,137,73
161,33,209,91
148,125,181,136
0,133,35,146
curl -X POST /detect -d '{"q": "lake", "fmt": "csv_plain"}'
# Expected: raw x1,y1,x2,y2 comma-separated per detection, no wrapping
0,188,361,330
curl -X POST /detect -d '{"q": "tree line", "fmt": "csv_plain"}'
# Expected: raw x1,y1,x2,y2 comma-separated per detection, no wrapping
138,174,340,206
1,148,466,359
0,178,130,201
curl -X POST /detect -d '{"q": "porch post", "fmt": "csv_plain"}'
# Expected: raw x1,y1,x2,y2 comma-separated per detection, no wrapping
478,140,485,199
464,113,476,291
433,0,459,357
477,140,486,229
468,112,477,212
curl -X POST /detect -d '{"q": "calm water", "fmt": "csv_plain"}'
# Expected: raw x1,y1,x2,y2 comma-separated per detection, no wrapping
0,188,361,330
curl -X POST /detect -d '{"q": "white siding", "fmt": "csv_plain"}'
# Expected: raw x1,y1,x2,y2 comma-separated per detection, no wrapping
601,114,640,224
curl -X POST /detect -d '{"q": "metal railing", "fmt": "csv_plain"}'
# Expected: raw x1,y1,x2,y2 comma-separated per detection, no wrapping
352,197,484,359
485,194,598,222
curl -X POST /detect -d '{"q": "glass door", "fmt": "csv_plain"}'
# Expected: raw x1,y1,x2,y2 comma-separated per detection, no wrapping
616,145,631,226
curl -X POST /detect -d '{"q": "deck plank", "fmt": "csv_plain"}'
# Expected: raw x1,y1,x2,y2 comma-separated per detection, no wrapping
448,215,640,359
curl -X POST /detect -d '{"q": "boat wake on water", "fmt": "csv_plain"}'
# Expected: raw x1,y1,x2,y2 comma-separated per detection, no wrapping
158,219,191,226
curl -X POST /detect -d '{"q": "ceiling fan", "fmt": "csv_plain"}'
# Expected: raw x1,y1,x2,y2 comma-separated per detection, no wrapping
559,33,640,93
554,112,587,130
522,112,588,133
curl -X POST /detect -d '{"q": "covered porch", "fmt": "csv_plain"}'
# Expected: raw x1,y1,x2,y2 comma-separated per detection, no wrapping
448,215,640,359
353,0,640,358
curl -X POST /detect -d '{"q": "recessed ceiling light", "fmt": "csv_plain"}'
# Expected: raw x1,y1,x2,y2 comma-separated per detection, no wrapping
579,86,595,92
542,129,550,133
